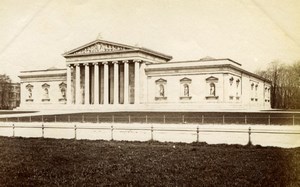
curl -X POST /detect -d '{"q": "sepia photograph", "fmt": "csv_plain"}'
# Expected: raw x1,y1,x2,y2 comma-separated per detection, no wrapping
0,0,299,186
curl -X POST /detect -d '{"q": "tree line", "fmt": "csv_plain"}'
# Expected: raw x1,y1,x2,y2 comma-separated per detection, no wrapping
256,61,300,109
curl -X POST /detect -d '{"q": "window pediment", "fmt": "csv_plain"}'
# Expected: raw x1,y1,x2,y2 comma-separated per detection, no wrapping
42,83,50,88
59,82,67,89
180,77,192,84
26,84,33,89
155,78,167,84
206,76,218,83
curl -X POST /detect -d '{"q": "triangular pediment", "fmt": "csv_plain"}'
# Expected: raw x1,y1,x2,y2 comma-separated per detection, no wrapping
206,76,218,82
64,40,134,56
155,78,167,84
42,83,50,88
180,77,192,83
63,39,173,61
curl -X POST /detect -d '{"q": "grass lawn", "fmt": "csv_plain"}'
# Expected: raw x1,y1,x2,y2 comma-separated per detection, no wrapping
0,137,299,186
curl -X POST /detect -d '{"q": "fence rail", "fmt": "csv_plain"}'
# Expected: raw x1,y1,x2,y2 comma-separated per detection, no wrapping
1,114,300,125
1,123,300,145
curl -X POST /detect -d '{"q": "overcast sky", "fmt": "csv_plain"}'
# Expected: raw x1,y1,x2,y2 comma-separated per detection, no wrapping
0,0,300,81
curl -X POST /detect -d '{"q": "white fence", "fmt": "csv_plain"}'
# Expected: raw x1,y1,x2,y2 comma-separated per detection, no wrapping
0,122,300,148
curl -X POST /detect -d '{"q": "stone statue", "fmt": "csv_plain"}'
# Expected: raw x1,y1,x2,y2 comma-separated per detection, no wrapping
28,88,32,99
44,88,49,99
210,83,215,96
61,88,66,99
184,84,189,97
159,84,164,97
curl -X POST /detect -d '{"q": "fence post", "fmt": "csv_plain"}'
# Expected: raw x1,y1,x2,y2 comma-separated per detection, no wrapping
29,116,32,122
151,125,153,141
17,117,19,123
268,115,270,125
248,127,252,145
12,124,15,137
42,115,44,122
74,124,77,139
42,123,44,138
6,118,8,122
245,115,247,124
202,115,204,124
112,115,114,123
293,115,295,126
111,125,114,141
54,115,57,123
163,115,166,124
128,115,131,123
146,115,148,124
97,115,99,123
182,115,185,123
82,115,84,123
222,115,225,124
196,126,199,143
68,115,70,123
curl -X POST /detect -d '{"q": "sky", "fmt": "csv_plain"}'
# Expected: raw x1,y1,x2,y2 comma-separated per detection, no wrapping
0,0,300,82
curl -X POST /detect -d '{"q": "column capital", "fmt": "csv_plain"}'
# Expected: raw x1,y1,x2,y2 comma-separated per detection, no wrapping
112,61,119,64
74,63,80,67
102,61,108,65
93,62,99,66
67,64,74,68
122,60,129,64
133,59,142,63
84,63,90,66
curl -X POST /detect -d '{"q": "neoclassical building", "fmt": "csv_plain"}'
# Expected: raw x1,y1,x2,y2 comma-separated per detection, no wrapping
19,39,271,111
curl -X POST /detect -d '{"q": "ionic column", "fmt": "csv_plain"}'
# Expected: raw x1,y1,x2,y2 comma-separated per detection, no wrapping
93,62,99,105
75,64,81,105
103,61,109,104
84,63,90,105
134,60,141,104
113,61,119,104
67,64,72,105
123,60,129,104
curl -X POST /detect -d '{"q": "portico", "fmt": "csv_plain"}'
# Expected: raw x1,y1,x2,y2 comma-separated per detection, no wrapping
62,39,172,108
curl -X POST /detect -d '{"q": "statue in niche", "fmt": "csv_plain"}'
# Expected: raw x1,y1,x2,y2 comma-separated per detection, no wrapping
59,82,67,101
61,87,66,99
28,88,32,99
44,88,49,99
184,84,189,97
159,84,164,97
210,83,215,96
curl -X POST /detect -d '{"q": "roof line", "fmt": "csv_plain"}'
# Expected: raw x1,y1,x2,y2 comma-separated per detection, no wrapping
162,58,242,66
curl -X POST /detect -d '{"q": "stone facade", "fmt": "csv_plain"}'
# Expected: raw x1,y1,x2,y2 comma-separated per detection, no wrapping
18,39,271,110
19,68,67,108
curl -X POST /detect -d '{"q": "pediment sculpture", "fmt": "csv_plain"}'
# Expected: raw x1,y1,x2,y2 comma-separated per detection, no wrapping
71,43,129,55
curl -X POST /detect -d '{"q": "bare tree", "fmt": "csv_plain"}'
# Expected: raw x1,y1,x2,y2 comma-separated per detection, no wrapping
256,61,300,109
0,74,12,109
